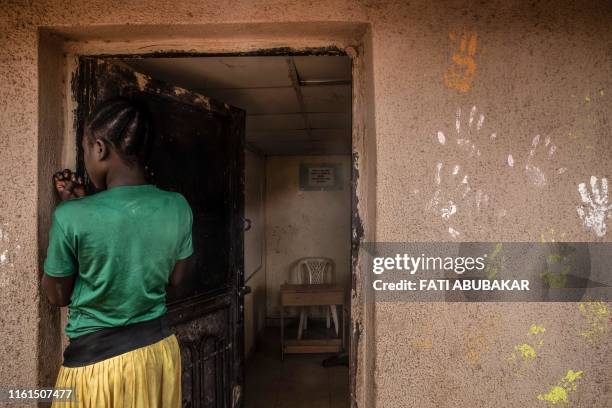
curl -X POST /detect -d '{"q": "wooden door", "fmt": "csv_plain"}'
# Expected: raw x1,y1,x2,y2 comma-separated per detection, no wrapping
73,58,246,408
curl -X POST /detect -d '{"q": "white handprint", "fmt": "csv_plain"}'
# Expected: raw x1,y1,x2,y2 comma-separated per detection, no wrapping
577,176,612,238
436,106,496,158
507,135,567,188
429,162,491,238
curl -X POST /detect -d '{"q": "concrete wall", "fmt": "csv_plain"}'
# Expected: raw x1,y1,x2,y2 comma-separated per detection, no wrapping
264,155,352,319
1,1,611,407
244,150,266,358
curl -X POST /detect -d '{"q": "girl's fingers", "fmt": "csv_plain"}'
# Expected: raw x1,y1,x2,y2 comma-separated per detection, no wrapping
53,170,84,198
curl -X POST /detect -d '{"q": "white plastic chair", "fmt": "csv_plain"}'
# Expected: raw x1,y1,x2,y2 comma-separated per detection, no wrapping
292,257,339,340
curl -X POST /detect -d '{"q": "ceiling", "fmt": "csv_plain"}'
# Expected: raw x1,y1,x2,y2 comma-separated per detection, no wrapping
122,56,352,155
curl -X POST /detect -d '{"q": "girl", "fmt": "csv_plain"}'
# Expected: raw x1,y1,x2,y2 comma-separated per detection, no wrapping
42,97,193,408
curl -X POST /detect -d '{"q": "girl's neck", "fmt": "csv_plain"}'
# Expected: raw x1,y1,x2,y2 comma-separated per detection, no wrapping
105,164,147,190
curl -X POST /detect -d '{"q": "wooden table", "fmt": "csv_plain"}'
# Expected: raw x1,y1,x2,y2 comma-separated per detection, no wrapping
280,284,345,359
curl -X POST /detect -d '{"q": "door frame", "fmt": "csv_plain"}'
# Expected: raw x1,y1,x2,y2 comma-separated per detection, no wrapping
38,23,376,408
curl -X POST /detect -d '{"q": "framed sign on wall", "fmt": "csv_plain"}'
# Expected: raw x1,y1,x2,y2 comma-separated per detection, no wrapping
299,163,344,191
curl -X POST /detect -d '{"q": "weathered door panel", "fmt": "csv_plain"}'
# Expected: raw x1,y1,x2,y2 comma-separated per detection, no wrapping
73,58,245,408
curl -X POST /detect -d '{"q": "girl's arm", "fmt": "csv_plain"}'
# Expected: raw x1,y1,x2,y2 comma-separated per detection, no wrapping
169,256,193,287
41,274,76,306
42,169,84,306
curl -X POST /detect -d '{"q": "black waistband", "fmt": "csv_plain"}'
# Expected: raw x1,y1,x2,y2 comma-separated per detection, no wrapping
63,315,172,367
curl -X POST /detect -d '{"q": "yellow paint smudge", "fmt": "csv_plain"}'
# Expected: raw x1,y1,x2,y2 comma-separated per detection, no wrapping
528,324,546,336
541,266,570,289
538,386,568,404
538,235,572,288
507,324,546,374
515,343,536,359
579,300,610,341
485,243,503,280
563,370,583,384
537,370,583,405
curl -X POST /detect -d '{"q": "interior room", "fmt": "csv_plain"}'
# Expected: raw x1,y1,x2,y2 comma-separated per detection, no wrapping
122,54,353,408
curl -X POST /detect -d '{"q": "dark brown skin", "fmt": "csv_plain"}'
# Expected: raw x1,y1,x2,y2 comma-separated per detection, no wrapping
42,131,192,307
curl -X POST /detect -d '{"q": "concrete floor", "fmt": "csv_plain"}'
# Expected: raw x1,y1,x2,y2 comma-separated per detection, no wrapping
244,327,350,408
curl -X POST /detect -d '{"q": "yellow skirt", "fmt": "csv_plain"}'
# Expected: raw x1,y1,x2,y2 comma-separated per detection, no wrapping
51,334,181,408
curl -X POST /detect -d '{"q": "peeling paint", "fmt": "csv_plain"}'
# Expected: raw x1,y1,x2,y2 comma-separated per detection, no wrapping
174,87,188,96
193,95,213,110
133,71,150,91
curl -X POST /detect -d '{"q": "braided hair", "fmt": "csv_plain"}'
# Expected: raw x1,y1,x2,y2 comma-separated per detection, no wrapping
85,97,152,166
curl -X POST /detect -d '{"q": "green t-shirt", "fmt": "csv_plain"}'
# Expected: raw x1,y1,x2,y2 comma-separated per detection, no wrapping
44,184,193,339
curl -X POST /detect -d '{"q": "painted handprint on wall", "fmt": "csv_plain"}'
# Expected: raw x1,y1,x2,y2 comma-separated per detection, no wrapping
577,176,612,238
436,105,495,157
429,162,491,238
506,134,567,188
444,32,479,93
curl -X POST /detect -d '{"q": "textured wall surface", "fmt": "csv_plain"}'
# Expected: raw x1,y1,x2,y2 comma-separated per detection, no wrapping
265,155,352,318
366,2,612,407
1,0,611,407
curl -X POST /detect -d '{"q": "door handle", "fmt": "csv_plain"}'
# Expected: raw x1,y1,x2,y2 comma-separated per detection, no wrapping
238,286,252,297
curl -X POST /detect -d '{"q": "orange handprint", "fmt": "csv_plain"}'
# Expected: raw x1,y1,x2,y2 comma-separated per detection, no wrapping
444,32,478,93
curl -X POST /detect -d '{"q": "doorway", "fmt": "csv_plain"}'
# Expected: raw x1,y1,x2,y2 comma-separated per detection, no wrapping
71,52,353,408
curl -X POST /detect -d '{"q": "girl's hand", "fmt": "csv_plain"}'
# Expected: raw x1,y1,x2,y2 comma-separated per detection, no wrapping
53,169,86,201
